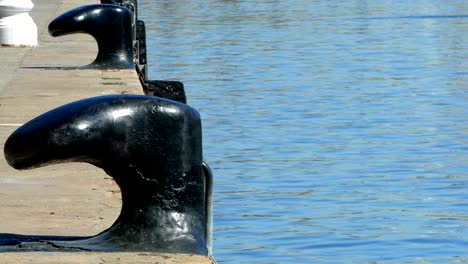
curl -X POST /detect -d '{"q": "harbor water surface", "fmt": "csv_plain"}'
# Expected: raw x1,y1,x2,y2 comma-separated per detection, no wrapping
139,1,468,263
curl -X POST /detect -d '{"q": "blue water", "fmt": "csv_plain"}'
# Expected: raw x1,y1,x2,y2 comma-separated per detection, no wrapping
138,1,468,263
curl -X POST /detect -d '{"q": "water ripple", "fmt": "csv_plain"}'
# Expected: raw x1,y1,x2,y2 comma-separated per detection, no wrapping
139,0,468,263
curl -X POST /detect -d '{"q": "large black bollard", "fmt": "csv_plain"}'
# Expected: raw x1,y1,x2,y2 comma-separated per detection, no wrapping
48,4,134,69
3,95,213,255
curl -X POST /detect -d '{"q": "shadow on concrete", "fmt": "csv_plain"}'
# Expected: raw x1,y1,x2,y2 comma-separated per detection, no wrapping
0,233,90,252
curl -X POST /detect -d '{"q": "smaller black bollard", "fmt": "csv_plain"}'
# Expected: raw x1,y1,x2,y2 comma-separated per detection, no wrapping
48,4,134,69
3,94,213,255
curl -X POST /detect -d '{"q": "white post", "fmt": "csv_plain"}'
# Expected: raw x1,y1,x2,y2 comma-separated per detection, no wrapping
0,0,37,47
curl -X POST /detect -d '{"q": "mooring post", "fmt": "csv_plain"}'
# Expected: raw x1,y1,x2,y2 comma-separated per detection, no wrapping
0,0,37,47
48,4,134,69
4,94,213,255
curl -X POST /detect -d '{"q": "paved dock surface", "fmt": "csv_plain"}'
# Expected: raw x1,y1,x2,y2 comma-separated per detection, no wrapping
0,0,214,263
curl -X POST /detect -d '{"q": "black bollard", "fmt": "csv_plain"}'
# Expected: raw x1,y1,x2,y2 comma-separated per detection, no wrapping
48,4,134,69
3,94,213,255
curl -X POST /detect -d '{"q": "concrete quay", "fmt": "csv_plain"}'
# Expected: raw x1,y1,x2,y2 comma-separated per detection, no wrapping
0,0,214,263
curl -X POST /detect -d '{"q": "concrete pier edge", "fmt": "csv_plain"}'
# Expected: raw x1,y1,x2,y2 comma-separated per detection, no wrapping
0,0,215,263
